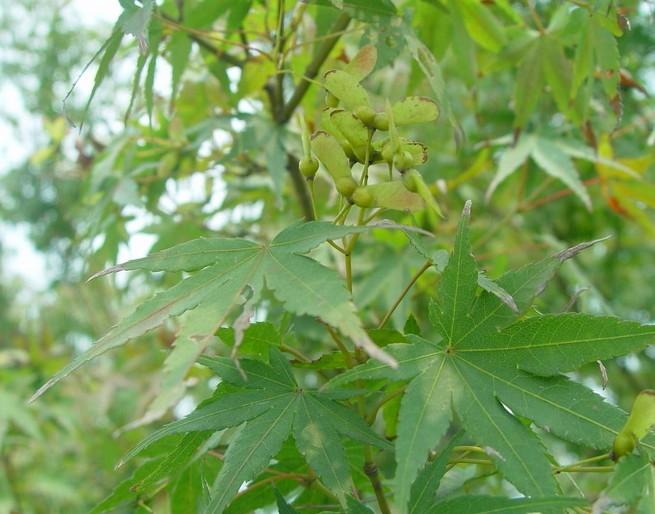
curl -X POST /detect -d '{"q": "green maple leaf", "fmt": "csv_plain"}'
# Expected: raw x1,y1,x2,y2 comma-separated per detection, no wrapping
329,201,655,508
600,452,655,512
31,221,396,402
429,495,588,514
120,348,390,514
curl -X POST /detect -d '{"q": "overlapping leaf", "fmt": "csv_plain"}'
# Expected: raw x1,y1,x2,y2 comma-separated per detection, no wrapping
596,453,655,512
31,222,396,402
120,349,389,514
330,202,655,508
487,134,591,208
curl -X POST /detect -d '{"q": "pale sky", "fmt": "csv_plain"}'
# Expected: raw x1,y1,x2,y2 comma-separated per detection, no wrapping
1,1,129,293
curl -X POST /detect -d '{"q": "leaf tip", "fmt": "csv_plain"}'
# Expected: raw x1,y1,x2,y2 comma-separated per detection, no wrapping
462,200,472,218
556,235,611,262
87,264,125,282
28,380,53,403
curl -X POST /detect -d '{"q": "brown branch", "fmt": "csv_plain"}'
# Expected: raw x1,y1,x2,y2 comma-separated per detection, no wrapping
159,13,243,67
377,260,432,329
278,12,351,123
522,177,601,211
364,450,392,514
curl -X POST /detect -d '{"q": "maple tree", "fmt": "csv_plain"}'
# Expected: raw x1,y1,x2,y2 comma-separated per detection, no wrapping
2,1,655,514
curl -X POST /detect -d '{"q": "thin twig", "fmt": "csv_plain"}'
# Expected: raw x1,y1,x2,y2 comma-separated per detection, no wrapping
279,13,351,123
378,260,432,329
158,13,242,66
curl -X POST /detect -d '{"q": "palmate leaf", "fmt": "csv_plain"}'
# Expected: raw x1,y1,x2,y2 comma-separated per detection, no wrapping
331,201,655,509
486,135,591,208
122,350,386,514
31,222,396,402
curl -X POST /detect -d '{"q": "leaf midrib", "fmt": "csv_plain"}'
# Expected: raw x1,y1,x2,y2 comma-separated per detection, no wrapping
397,358,447,491
449,358,547,496
458,328,655,353
298,395,348,496
453,355,655,450
609,461,651,494
453,262,553,347
209,396,297,511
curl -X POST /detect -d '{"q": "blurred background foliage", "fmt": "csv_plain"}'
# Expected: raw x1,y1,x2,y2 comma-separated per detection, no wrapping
0,0,654,512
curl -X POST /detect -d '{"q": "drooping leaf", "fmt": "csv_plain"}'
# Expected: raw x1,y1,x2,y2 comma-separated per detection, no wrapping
31,222,395,401
124,47,148,123
83,31,124,122
144,19,162,126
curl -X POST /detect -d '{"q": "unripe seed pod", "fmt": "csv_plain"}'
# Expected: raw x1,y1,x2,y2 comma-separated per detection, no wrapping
299,157,319,178
336,177,358,197
402,169,420,193
352,187,375,208
325,92,339,108
395,150,415,171
372,113,389,131
354,105,376,126
611,431,636,461
381,143,395,163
